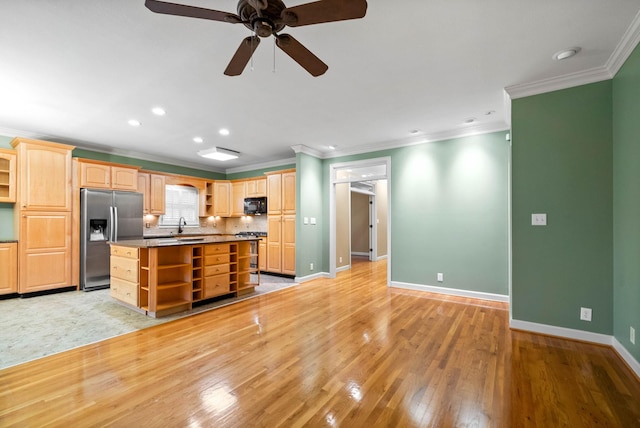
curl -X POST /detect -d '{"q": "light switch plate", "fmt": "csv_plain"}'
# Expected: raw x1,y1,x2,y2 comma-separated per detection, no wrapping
532,213,547,226
303,217,309,225
310,217,317,225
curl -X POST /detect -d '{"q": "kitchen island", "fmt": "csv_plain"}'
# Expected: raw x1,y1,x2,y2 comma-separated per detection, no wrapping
109,235,260,317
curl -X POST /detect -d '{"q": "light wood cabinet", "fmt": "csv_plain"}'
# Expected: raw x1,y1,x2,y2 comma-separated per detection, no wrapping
266,173,282,215
12,138,73,211
0,149,16,203
258,237,266,271
12,138,74,293
266,169,296,275
246,177,266,197
231,181,246,217
0,242,17,295
213,181,231,217
203,181,214,216
138,172,166,215
110,246,140,307
19,212,72,293
109,239,259,317
78,160,138,191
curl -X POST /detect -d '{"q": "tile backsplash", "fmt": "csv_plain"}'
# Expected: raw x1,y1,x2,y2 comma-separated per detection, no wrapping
143,215,267,237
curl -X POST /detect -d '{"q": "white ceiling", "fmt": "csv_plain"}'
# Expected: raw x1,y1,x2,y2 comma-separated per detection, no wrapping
1,1,639,173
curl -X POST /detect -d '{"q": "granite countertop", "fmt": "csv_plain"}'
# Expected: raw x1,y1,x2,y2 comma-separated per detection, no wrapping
111,234,259,248
0,240,18,243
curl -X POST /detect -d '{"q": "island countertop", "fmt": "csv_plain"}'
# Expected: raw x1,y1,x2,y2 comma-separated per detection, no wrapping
110,234,259,248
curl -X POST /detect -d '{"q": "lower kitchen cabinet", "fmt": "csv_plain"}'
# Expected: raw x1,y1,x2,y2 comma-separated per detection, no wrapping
0,243,17,295
19,212,71,293
267,215,295,275
110,246,140,308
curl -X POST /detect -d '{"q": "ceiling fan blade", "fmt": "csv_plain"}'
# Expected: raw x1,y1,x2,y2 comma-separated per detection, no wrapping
224,36,261,76
281,0,367,27
145,0,242,24
275,34,328,77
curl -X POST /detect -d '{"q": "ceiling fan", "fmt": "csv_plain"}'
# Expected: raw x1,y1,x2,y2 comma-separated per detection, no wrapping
145,0,368,76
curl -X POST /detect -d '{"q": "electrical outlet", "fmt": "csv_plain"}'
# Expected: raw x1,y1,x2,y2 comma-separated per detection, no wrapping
580,307,592,322
310,263,314,271
437,273,444,282
531,213,547,226
631,327,636,345
339,257,342,263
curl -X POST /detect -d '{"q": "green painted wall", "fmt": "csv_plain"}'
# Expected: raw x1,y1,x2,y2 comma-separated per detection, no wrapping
296,154,324,277
613,44,640,360
0,136,12,148
511,81,613,334
392,132,509,294
308,132,510,295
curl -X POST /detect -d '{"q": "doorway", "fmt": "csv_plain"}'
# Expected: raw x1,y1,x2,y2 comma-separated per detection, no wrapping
329,157,391,285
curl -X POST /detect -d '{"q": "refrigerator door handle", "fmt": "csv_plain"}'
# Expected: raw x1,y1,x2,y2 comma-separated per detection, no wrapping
113,206,118,241
109,206,114,241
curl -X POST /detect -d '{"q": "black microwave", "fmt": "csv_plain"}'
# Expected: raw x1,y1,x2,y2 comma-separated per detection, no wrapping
244,197,267,215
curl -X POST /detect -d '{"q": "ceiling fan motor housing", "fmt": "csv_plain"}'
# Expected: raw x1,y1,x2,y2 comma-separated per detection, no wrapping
238,0,287,37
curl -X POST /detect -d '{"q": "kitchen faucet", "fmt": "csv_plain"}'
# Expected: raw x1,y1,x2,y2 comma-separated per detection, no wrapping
178,217,187,234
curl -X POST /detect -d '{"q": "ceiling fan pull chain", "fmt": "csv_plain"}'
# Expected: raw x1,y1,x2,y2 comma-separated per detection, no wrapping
251,30,255,71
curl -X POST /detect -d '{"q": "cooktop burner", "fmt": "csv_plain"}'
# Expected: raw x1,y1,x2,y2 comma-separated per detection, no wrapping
235,231,267,237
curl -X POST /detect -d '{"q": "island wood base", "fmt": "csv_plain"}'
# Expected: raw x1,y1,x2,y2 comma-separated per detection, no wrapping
110,240,259,317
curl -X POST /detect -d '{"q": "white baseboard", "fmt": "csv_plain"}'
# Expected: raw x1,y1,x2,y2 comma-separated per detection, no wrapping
612,337,640,378
511,319,640,378
376,255,388,261
336,265,351,273
295,272,330,283
351,252,369,257
391,281,509,302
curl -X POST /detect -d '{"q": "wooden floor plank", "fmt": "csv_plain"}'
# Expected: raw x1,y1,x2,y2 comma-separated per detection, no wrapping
1,258,639,427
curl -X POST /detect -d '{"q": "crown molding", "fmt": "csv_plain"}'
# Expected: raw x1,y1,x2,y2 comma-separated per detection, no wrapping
320,122,510,160
506,10,640,100
291,144,323,157
224,157,297,174
504,66,613,100
606,8,640,76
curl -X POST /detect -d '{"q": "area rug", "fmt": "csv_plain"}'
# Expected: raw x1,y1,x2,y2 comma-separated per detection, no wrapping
0,280,297,370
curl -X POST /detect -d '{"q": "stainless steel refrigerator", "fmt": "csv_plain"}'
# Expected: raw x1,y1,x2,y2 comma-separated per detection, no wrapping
80,189,144,291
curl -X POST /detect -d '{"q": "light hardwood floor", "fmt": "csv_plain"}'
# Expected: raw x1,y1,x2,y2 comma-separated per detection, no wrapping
1,258,639,427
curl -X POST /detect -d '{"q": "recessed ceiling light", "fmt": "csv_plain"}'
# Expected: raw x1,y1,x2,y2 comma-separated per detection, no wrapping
485,110,496,116
463,118,476,125
410,129,420,134
128,119,141,127
219,128,230,136
553,47,581,61
328,145,336,150
151,107,166,116
193,137,204,143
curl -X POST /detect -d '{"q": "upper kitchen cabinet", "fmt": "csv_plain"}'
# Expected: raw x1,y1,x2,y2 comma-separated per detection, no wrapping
78,159,139,191
266,169,296,215
0,148,16,203
213,181,231,217
138,172,166,215
231,181,246,217
246,177,266,197
11,138,74,211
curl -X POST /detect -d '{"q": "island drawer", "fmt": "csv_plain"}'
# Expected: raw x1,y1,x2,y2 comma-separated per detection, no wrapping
204,244,230,255
110,256,139,282
110,246,138,259
204,253,230,266
110,277,138,306
204,263,230,276
204,274,230,297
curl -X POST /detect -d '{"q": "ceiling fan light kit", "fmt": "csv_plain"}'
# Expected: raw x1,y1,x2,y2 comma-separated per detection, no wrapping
145,0,368,76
